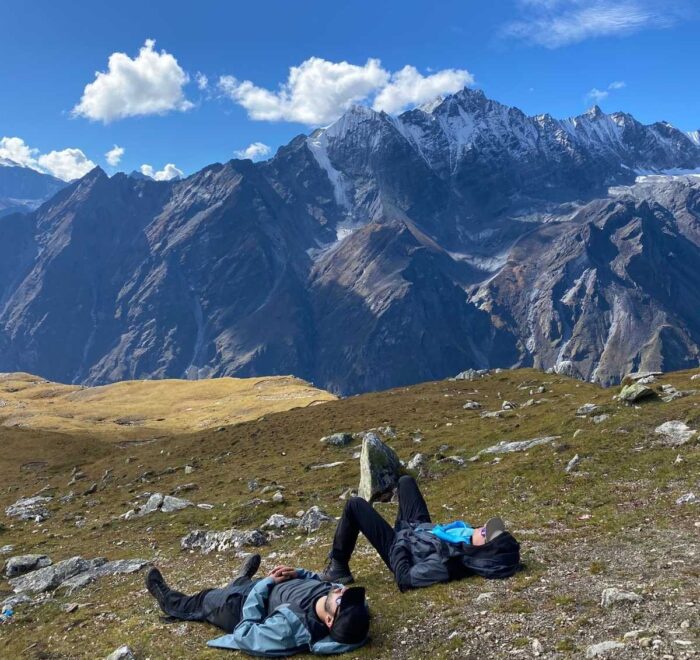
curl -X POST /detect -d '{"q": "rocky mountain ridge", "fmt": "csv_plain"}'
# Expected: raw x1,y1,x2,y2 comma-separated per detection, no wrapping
0,88,699,393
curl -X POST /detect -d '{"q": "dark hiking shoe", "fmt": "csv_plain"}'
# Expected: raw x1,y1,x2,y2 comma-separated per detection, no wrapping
319,557,355,585
484,517,506,542
238,553,262,579
145,568,170,611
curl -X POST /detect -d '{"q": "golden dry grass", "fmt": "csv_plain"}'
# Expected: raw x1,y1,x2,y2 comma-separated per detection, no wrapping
0,372,335,438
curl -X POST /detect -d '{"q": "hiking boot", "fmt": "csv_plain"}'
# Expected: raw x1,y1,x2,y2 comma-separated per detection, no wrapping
145,568,170,611
484,517,506,542
238,553,261,579
319,557,354,585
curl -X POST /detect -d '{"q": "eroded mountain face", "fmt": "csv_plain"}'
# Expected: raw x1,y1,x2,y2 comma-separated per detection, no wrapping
0,88,699,393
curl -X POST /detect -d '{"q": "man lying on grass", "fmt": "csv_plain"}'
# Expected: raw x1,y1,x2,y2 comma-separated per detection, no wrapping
146,554,369,656
320,475,520,591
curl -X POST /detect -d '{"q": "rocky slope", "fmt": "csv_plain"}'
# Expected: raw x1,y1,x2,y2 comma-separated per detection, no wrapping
1,89,699,393
0,367,698,658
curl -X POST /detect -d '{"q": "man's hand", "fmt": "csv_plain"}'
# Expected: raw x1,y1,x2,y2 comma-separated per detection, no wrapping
268,566,299,584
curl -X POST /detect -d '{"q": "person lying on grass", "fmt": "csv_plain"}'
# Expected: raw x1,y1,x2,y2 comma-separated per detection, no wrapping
146,555,369,656
319,475,520,591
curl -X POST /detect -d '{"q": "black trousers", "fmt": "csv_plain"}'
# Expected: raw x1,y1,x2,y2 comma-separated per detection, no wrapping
157,575,256,632
330,475,431,570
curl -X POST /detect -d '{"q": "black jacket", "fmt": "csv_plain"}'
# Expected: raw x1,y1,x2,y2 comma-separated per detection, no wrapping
388,523,521,591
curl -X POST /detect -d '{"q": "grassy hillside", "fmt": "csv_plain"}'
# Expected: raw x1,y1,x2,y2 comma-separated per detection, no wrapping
0,368,698,658
0,372,335,437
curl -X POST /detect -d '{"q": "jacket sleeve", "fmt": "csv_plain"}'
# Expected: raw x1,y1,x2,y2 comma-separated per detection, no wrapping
232,609,308,657
389,542,414,592
295,568,323,581
222,577,309,656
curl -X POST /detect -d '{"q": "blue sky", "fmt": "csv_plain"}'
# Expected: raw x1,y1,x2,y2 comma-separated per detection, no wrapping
1,0,698,180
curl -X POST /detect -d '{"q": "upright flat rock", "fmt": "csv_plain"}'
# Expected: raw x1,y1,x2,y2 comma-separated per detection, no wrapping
358,432,403,502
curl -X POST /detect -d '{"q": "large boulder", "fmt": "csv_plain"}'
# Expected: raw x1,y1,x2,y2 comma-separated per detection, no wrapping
619,382,656,403
181,528,268,554
4,554,52,578
5,496,52,522
358,432,403,502
9,556,94,594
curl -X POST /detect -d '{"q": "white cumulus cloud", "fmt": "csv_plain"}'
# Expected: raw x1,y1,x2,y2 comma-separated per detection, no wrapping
140,162,183,181
218,57,473,126
234,142,272,161
195,72,209,90
105,145,125,167
503,1,676,48
372,66,474,114
585,80,627,104
73,39,193,123
0,136,95,181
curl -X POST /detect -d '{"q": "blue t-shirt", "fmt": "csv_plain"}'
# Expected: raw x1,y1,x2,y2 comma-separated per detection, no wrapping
429,521,475,544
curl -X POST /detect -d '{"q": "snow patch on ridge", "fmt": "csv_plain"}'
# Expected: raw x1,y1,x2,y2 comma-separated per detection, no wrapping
306,132,351,208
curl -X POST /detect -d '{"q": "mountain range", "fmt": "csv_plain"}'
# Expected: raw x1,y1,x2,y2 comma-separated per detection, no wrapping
1,88,699,394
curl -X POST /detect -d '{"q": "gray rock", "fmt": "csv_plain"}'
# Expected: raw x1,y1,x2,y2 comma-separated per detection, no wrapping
501,400,518,410
310,461,346,470
601,587,642,608
104,646,136,660
407,453,425,470
5,495,52,522
247,479,259,492
626,371,663,382
661,387,697,402
439,455,466,466
565,454,581,473
619,382,656,403
4,554,52,578
171,483,198,495
9,556,93,594
577,403,600,416
184,465,195,474
676,492,698,505
691,374,700,381
592,414,610,424
463,400,481,410
181,528,268,554
261,514,300,530
300,506,333,533
272,491,285,504
320,433,353,446
480,410,507,419
0,545,14,555
452,369,489,381
358,432,403,502
470,436,560,461
121,493,193,519
585,641,625,658
655,420,697,446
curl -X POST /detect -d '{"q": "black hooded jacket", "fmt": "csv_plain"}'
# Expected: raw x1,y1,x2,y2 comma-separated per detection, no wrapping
388,522,521,591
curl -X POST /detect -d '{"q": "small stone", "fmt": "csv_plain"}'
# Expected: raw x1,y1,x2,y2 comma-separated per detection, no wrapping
475,592,495,603
573,429,583,438
577,403,600,416
261,514,300,530
600,587,642,608
592,414,610,424
463,400,481,410
247,479,259,492
0,545,14,555
320,433,353,447
299,506,332,534
565,454,581,473
184,465,195,475
407,453,425,471
676,492,698,505
585,641,625,658
310,461,346,470
532,638,543,655
272,491,285,504
470,436,560,461
181,528,268,553
104,646,136,660
501,400,518,410
62,602,79,613
82,483,98,496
